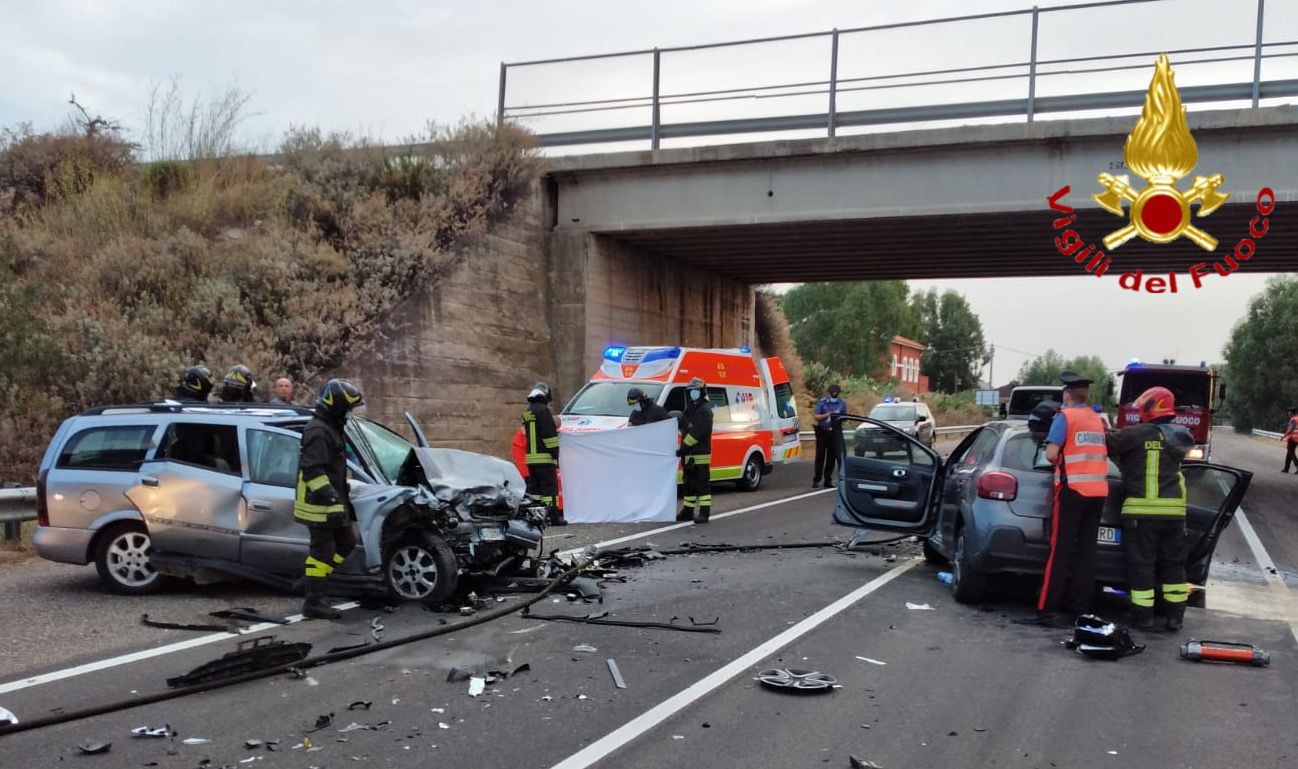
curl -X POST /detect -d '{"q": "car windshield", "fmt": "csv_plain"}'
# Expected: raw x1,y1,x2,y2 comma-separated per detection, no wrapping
351,418,415,483
869,405,917,421
563,382,665,418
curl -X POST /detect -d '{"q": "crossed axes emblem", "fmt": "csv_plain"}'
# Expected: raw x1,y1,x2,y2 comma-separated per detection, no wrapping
1093,172,1230,251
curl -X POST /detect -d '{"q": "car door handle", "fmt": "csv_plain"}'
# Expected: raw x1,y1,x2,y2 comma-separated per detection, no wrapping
249,501,273,512
141,477,159,487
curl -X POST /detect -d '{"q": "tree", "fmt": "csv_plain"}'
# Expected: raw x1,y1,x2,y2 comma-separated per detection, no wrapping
908,289,987,393
1018,349,1116,409
781,282,910,378
1222,276,1298,432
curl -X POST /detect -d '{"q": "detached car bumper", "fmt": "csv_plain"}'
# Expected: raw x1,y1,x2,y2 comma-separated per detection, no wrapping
33,525,95,565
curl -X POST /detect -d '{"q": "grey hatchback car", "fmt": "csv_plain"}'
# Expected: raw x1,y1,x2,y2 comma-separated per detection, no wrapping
830,416,1252,604
34,402,546,603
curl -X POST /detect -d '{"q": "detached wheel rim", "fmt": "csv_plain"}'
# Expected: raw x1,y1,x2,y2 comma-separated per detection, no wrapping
107,531,157,588
388,545,440,600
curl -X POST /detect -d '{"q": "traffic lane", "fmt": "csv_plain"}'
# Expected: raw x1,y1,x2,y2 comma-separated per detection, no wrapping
607,565,1298,769
0,480,869,728
1208,430,1298,582
0,549,909,766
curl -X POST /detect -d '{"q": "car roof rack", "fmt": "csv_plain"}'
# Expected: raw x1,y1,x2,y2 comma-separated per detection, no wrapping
79,401,315,417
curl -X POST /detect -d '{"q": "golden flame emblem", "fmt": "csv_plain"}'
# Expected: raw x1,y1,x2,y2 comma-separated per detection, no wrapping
1093,54,1229,251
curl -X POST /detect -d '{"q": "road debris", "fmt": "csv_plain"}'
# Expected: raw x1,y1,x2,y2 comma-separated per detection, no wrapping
905,602,936,611
140,614,234,632
1066,615,1144,660
757,669,838,694
525,609,721,634
469,677,486,697
573,644,598,653
166,637,312,687
370,617,385,642
438,722,450,730
130,725,171,738
210,607,290,625
607,659,627,689
936,571,954,585
181,737,211,745
446,666,474,682
0,706,16,727
855,656,887,666
311,713,334,731
76,741,112,754
338,721,392,733
1180,640,1271,666
347,701,373,711
245,739,264,749
849,756,881,769
328,641,372,654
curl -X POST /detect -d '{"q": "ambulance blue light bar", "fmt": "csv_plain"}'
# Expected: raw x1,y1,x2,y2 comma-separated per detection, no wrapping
604,346,626,361
639,347,681,364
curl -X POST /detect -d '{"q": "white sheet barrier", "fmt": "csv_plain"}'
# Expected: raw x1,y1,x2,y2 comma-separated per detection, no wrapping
558,419,679,523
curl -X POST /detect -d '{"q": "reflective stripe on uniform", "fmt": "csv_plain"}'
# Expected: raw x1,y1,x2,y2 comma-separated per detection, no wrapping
685,453,712,466
698,495,713,505
1145,447,1159,499
1162,583,1190,604
331,553,346,566
1064,452,1107,465
304,475,331,492
683,434,699,447
305,555,333,578
542,437,559,449
1121,496,1187,516
1065,473,1108,483
1130,588,1156,608
525,453,556,465
1056,408,1109,497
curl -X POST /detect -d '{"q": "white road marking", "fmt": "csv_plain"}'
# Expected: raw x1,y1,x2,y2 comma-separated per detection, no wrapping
558,488,834,557
547,559,918,769
0,602,359,696
1230,505,1298,644
509,624,549,635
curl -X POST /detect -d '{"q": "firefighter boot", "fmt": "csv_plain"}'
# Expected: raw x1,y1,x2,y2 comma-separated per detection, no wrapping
677,506,694,523
302,580,342,620
693,504,711,524
548,506,567,527
1129,605,1155,630
1165,604,1185,632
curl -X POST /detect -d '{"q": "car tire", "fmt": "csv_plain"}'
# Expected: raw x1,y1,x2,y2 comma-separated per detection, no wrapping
736,455,763,492
951,529,988,605
384,530,458,605
94,522,165,595
922,539,948,565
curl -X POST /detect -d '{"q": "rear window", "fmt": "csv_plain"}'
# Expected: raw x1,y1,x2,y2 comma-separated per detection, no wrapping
1002,433,1045,472
772,383,797,419
57,425,156,471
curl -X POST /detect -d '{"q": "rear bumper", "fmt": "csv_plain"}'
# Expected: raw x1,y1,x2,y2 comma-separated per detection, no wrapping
980,525,1127,581
33,525,94,565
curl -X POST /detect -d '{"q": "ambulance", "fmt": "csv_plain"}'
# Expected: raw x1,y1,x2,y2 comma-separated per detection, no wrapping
559,346,802,491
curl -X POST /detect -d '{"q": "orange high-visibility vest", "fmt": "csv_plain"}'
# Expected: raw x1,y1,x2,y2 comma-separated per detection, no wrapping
1056,407,1109,498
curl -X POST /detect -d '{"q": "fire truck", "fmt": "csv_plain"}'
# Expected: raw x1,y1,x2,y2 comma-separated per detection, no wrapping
1116,361,1220,461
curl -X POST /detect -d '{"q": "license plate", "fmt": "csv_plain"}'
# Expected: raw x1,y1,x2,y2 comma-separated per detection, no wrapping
477,527,505,542
1097,526,1121,545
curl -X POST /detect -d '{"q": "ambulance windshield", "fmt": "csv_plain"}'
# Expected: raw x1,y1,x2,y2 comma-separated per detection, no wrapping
563,382,666,418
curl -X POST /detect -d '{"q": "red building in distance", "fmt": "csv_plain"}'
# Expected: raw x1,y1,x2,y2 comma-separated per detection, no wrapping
883,335,929,394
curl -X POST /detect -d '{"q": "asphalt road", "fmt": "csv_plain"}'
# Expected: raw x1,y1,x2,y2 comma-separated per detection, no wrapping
1,431,1294,769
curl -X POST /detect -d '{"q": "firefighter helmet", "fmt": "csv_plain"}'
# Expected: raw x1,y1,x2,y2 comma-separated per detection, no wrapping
528,382,552,404
1134,386,1176,423
221,364,256,401
626,386,648,406
178,365,214,400
317,378,365,418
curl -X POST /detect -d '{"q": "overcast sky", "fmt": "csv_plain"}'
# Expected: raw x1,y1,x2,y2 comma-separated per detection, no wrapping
3,0,1287,384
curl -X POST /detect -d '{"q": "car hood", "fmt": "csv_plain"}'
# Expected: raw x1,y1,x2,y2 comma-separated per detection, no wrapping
400,447,528,510
858,420,916,431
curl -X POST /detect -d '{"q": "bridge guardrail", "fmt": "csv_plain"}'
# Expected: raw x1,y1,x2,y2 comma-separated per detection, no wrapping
1252,428,1284,440
1,488,37,541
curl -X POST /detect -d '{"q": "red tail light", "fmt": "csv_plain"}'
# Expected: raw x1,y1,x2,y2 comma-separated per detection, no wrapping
977,471,1018,501
36,469,50,527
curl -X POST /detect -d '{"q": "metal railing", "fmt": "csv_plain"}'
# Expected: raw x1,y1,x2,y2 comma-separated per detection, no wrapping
0,488,36,541
499,0,1298,149
798,424,981,443
1252,428,1284,439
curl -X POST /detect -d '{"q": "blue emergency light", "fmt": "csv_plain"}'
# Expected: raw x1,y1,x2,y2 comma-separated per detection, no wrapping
604,346,626,361
883,395,893,403
1128,357,1141,367
740,346,751,354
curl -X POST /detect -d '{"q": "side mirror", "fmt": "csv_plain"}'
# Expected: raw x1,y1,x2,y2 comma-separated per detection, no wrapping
1217,383,1227,402
915,415,929,423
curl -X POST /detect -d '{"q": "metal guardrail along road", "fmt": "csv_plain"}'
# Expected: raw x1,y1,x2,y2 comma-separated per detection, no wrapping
500,0,1298,148
1252,428,1284,439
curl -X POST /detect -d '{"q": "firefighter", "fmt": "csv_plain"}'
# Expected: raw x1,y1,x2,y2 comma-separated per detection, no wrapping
627,386,671,426
678,377,713,524
295,379,364,620
523,382,566,526
1021,371,1108,627
1107,386,1195,630
218,364,258,403
1282,407,1298,473
174,365,214,402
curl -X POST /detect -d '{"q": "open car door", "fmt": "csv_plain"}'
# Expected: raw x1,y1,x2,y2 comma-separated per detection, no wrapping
832,415,942,535
404,412,430,448
1182,462,1253,583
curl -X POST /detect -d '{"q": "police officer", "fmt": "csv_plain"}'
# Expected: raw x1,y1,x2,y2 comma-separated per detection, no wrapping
678,377,713,524
1282,407,1298,473
1024,371,1109,626
627,386,671,426
1107,386,1195,630
174,365,214,402
812,383,846,488
295,379,364,620
218,364,257,403
523,382,565,526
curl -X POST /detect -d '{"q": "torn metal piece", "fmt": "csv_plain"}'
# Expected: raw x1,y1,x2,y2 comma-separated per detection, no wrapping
569,577,603,602
130,725,170,738
77,741,112,754
606,659,627,689
849,757,882,769
573,644,598,653
524,609,721,634
140,614,235,633
166,637,312,688
209,607,290,625
687,616,719,626
370,617,384,642
347,701,373,711
757,668,837,694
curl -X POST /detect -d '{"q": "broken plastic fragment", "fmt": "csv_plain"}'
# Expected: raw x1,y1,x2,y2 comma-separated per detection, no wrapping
468,677,486,698
240,757,262,764
905,602,936,611
573,644,597,653
578,694,589,700
0,706,18,727
446,666,474,683
182,737,211,745
77,742,112,754
430,707,445,713
606,659,627,689
313,713,334,730
130,725,170,738
347,701,373,711
438,722,450,730
855,656,887,666
245,739,264,748
849,757,881,769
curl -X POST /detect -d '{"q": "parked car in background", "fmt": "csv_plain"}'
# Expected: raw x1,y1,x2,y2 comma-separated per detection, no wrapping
831,417,1251,604
853,399,935,455
34,402,546,603
1005,385,1063,420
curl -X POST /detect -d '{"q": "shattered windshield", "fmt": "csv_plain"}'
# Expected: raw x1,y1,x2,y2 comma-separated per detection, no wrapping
351,418,415,484
563,382,665,418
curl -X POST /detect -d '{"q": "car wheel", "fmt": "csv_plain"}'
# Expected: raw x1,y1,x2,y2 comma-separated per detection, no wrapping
951,529,988,604
736,455,763,492
384,530,458,605
922,538,948,565
94,522,164,595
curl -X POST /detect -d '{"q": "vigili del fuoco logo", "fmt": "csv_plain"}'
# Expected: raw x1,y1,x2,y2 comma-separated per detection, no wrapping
1047,54,1275,293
